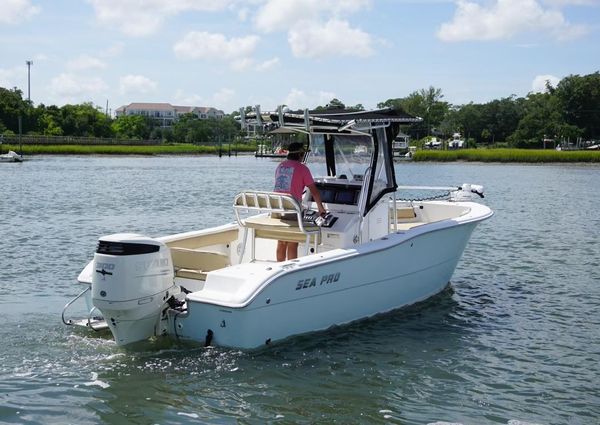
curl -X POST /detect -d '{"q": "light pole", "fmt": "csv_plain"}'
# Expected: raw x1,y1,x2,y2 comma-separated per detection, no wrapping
26,60,33,102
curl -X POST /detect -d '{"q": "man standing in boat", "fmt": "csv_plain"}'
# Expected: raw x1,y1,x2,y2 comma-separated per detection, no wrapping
274,142,326,261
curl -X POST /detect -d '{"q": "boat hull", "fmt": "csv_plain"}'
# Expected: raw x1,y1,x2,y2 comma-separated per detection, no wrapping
170,221,478,349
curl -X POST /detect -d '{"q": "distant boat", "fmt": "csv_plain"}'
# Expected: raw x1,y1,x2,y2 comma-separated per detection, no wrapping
424,137,442,149
392,132,410,156
255,143,287,158
448,133,465,149
0,150,23,163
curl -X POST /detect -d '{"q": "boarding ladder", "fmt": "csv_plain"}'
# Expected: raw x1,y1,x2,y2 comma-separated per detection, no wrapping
61,286,108,331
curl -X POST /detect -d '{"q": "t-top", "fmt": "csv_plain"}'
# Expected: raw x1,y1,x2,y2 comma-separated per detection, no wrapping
274,159,314,201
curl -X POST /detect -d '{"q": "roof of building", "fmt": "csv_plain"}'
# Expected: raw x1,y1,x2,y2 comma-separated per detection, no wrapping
116,103,225,115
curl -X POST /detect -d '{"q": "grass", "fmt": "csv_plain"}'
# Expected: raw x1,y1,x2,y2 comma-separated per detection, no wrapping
413,148,600,163
4,144,600,162
2,143,256,156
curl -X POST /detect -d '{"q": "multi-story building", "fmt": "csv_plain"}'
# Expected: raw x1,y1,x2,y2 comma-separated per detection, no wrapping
115,103,225,127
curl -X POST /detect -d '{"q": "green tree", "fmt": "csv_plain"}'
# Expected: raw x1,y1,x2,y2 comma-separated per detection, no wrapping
480,96,525,144
448,102,485,143
34,104,64,135
314,98,346,111
555,72,600,140
172,113,241,144
112,114,153,139
508,92,574,148
60,103,113,137
378,87,449,139
0,87,28,134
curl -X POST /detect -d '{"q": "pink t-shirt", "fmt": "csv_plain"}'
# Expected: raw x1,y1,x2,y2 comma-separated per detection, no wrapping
274,159,314,201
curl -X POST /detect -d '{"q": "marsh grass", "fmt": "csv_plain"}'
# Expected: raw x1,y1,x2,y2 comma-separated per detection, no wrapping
5,144,600,162
413,148,600,163
2,144,255,155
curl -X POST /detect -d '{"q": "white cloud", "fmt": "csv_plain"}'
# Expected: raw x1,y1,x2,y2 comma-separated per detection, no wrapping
237,7,250,21
174,31,260,68
542,0,598,5
173,87,236,110
0,0,40,24
437,0,588,42
173,89,202,105
288,19,374,58
231,58,255,72
254,0,372,33
87,0,235,36
211,88,236,105
119,75,158,95
532,74,561,92
229,57,281,72
102,42,125,58
283,88,336,109
255,57,280,71
50,73,109,99
173,31,276,72
253,0,376,58
67,55,107,71
0,67,22,89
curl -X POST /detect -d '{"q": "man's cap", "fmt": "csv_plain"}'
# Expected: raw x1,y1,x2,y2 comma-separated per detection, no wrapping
286,142,307,153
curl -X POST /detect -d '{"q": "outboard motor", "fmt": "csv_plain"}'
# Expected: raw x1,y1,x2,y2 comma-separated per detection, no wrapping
451,183,485,201
91,233,176,346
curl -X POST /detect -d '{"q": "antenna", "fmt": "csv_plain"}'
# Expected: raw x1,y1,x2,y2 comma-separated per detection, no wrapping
303,109,310,132
25,60,33,102
255,105,262,127
239,108,246,130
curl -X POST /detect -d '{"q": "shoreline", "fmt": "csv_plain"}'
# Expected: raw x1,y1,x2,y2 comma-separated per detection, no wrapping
1,143,255,156
3,145,600,163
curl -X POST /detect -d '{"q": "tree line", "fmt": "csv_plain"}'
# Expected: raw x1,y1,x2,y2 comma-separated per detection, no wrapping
318,72,599,148
0,88,240,144
375,72,599,148
1,71,598,147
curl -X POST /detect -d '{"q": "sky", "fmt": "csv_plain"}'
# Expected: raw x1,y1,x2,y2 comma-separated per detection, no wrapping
1,0,598,115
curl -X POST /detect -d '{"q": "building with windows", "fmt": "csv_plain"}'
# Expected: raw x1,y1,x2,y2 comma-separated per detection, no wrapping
115,103,225,127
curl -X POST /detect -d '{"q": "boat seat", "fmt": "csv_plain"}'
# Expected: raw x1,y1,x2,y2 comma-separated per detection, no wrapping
244,215,321,244
393,222,426,231
170,247,230,280
164,229,238,249
233,191,321,260
389,206,420,232
393,207,417,219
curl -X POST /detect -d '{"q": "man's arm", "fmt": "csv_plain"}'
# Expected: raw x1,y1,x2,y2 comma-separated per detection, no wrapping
307,183,327,216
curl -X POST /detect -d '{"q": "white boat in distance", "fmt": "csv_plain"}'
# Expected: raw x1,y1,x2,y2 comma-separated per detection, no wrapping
0,150,23,162
63,107,493,349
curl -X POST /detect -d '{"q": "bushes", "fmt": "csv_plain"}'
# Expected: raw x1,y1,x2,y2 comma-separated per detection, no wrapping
413,148,600,163
1,143,256,155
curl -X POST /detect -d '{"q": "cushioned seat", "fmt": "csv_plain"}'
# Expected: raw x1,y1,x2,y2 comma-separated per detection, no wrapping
233,191,322,260
170,247,230,280
393,207,416,219
244,215,321,244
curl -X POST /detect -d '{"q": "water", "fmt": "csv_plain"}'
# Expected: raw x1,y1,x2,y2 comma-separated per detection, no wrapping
1,156,599,424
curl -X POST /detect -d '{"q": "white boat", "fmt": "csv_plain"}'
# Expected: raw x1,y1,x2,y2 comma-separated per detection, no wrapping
63,108,493,349
0,150,23,162
449,132,465,149
424,137,442,149
392,132,410,156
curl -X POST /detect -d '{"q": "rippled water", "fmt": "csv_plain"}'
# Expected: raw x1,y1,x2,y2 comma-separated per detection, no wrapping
1,156,599,424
